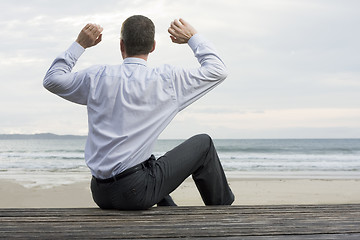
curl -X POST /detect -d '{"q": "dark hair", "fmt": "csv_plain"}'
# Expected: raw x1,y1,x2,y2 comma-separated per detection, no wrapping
121,15,155,56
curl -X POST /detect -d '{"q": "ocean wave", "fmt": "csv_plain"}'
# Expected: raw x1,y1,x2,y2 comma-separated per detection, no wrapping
1,138,359,175
221,158,360,172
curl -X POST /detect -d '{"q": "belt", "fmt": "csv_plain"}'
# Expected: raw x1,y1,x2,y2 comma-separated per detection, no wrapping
94,155,155,184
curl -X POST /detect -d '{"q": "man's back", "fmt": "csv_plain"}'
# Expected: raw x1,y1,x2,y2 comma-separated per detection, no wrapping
44,34,227,179
85,58,178,178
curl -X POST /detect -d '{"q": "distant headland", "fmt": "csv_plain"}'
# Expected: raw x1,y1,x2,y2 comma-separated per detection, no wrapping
0,133,86,140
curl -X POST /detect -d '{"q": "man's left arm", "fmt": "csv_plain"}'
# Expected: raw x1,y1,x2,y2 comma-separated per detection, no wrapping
43,24,103,105
168,19,228,111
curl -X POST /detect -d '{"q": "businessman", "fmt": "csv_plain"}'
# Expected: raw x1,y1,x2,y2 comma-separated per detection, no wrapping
44,15,234,210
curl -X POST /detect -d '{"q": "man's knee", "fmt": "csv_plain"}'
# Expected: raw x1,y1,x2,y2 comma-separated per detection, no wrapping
193,133,212,142
191,134,213,153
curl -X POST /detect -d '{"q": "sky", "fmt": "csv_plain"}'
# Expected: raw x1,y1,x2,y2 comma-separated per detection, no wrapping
1,0,359,139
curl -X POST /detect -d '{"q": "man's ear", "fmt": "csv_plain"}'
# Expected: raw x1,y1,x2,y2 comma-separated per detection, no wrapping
120,39,126,53
150,40,156,53
120,39,127,59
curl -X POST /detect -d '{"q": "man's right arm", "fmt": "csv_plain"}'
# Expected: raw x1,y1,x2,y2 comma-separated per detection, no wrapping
43,24,103,105
43,42,89,105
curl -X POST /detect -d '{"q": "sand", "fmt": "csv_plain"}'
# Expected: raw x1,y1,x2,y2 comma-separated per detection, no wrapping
1,177,360,208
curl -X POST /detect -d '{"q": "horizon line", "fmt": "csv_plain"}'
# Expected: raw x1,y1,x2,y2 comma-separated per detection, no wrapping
0,133,359,140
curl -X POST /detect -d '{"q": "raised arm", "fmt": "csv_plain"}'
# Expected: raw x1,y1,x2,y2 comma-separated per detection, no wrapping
167,18,228,111
43,24,103,105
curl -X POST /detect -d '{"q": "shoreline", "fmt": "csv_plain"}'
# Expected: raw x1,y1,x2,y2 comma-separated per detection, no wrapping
226,171,360,179
1,170,359,188
1,176,359,208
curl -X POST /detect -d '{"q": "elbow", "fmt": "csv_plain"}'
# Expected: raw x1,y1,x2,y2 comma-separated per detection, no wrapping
43,67,67,93
219,67,228,81
43,73,61,93
43,78,50,90
212,64,228,82
201,66,228,82
43,76,54,92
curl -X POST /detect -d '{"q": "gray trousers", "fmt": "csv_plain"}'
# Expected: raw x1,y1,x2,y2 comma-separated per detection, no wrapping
91,134,234,210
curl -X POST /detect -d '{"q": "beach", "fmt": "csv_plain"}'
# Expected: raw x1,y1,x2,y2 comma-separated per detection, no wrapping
1,176,360,208
1,137,359,208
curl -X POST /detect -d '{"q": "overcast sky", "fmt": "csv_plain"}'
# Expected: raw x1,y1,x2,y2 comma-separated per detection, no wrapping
1,0,359,139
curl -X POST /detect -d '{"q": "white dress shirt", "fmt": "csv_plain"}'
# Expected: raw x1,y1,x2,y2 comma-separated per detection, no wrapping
44,34,228,179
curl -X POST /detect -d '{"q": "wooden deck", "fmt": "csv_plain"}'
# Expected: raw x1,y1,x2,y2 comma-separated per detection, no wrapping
1,204,360,239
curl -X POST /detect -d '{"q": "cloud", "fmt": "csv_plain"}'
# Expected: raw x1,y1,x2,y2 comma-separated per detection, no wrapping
177,106,360,128
160,107,360,139
0,0,359,138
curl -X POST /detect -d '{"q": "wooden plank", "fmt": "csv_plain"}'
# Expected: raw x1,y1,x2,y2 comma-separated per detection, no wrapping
0,204,359,239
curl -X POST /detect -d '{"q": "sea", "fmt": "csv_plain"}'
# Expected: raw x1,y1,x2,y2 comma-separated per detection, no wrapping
0,135,359,188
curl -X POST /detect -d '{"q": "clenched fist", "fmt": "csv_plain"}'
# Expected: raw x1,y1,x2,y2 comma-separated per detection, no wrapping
168,19,197,44
76,23,103,49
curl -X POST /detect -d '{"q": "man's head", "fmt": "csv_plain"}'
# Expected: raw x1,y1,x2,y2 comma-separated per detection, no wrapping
120,15,155,58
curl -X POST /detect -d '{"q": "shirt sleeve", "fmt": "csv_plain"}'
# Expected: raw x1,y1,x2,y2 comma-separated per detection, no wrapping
43,42,90,105
171,34,228,111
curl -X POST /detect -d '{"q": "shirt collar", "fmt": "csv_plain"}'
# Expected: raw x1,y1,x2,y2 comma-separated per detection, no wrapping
123,57,148,67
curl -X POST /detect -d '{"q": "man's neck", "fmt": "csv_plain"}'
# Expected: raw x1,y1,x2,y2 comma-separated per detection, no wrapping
123,54,149,61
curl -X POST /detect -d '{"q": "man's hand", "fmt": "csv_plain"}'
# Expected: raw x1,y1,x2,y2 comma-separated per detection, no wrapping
168,19,197,44
76,23,103,49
